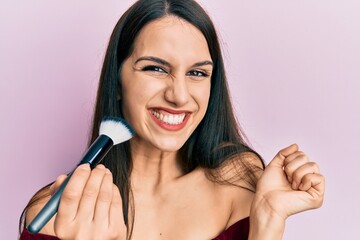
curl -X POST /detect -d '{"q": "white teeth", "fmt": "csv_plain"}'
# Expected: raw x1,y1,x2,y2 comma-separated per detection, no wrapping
151,110,186,125
163,115,169,123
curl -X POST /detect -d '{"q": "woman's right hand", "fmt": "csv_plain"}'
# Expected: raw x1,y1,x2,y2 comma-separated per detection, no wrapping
50,164,126,240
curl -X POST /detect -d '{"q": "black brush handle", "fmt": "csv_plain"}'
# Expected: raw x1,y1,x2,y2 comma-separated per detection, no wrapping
78,135,113,168
27,135,113,234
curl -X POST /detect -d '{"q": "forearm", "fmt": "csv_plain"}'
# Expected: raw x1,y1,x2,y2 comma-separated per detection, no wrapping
248,197,286,240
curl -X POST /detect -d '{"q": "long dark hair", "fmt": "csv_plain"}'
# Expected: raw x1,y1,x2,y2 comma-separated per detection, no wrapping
20,0,264,237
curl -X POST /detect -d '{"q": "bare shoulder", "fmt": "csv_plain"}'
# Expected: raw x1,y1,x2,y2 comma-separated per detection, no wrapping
25,187,56,236
207,152,264,227
214,151,264,189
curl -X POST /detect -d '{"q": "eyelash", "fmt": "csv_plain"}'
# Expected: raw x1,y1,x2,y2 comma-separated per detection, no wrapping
187,70,209,78
141,65,209,78
141,65,167,73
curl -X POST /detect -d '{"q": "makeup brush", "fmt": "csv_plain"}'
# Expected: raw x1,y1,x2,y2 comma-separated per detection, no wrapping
27,116,135,234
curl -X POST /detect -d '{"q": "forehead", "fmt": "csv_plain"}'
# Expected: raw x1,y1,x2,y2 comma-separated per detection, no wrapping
131,16,211,62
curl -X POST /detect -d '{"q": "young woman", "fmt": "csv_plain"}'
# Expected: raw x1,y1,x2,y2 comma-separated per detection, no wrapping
19,0,325,239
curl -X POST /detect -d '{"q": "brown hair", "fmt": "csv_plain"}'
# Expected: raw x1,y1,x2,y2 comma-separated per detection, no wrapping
20,0,264,238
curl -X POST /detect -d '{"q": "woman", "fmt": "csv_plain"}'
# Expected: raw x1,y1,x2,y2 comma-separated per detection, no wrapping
19,0,325,239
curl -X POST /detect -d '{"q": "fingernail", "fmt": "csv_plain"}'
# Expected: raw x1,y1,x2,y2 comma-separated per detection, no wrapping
96,164,105,169
79,164,89,169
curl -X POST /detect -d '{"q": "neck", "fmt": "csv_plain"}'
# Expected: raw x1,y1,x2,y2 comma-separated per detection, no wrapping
129,140,185,194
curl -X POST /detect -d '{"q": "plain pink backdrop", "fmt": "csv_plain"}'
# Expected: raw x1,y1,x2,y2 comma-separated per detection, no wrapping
1,0,359,239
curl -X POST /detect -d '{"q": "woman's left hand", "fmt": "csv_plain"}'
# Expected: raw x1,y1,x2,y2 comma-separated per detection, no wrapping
252,144,325,221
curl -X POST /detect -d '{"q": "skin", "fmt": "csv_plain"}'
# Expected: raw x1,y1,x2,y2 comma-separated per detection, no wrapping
26,16,325,240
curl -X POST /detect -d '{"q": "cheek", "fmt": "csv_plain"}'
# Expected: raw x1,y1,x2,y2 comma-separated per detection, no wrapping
120,77,165,120
121,88,145,123
122,80,164,108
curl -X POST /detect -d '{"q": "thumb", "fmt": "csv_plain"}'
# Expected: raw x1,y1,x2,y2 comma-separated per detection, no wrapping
49,174,68,195
268,143,299,168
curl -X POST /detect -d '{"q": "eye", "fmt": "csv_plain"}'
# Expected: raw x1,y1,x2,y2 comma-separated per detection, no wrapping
141,65,168,74
187,70,209,78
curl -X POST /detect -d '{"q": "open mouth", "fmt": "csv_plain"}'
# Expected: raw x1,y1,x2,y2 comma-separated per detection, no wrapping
150,110,186,125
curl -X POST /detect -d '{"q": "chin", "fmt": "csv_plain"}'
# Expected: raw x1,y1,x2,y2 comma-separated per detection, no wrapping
152,138,186,152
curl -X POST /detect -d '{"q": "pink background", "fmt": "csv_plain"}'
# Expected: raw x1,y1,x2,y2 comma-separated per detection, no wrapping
1,0,359,239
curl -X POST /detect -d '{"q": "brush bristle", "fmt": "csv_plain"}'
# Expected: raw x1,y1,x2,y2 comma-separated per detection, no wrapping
99,116,135,145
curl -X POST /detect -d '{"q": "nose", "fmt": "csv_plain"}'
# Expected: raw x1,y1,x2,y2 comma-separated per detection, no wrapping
164,74,190,107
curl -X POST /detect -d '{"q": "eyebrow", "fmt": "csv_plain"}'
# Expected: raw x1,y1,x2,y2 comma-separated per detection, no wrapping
134,56,213,68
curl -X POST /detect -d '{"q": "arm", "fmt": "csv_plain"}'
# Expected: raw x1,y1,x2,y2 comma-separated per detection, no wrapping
248,144,325,240
248,197,285,240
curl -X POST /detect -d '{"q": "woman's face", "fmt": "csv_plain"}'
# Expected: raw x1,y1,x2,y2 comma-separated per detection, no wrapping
120,16,212,152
